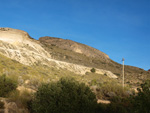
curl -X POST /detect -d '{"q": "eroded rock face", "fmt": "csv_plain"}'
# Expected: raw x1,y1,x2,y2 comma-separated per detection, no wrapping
0,28,51,65
0,28,117,78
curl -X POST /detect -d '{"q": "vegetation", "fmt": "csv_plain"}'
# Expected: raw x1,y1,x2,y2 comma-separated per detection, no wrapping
1,54,150,112
0,74,17,97
132,80,150,113
99,80,150,113
40,41,150,87
27,77,150,113
97,81,129,100
8,89,33,108
31,77,97,113
91,68,96,73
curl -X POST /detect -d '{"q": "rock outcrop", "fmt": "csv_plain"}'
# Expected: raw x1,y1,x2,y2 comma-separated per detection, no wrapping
0,28,51,65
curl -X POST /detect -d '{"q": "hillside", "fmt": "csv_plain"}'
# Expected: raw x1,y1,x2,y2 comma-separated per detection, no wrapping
0,53,118,90
0,28,117,77
39,36,150,86
39,36,109,59
0,27,150,112
0,27,149,87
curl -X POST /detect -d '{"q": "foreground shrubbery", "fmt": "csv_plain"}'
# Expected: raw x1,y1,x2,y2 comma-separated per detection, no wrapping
28,78,150,113
0,74,17,97
91,80,130,100
1,73,150,113
132,80,150,113
104,80,150,113
31,77,97,113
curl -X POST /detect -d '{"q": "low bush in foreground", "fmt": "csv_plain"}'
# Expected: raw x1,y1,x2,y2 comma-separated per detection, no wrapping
28,77,150,113
132,80,150,113
31,77,97,113
104,80,150,113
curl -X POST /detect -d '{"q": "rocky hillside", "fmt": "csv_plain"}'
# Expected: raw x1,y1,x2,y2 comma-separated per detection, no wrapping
39,36,150,86
0,27,150,113
39,36,109,59
39,36,119,73
0,27,149,86
0,28,117,78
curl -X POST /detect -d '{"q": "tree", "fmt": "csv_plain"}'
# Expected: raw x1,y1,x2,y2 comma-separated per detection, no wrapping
31,77,97,113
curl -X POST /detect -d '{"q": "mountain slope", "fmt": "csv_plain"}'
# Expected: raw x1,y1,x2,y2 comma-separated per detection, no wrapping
39,36,109,59
0,53,118,90
0,28,149,87
0,28,117,78
39,37,119,72
39,36,150,86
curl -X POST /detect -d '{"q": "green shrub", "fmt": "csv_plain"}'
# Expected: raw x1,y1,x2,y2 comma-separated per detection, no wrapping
91,68,96,73
103,80,150,113
96,81,128,99
0,74,17,97
31,77,97,113
106,96,134,113
132,80,150,113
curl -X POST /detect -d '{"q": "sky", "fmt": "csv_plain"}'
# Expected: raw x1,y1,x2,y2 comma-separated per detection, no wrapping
0,0,150,70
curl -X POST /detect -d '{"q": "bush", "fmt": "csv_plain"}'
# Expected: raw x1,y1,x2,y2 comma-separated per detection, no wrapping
0,74,17,97
132,80,150,113
96,81,128,100
31,77,97,113
102,80,150,113
105,96,134,113
91,68,96,73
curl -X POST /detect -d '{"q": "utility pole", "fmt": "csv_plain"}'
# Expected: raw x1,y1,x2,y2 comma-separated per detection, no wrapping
122,58,125,90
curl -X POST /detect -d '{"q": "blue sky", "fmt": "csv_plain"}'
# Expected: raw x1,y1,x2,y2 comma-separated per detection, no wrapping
0,0,150,70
